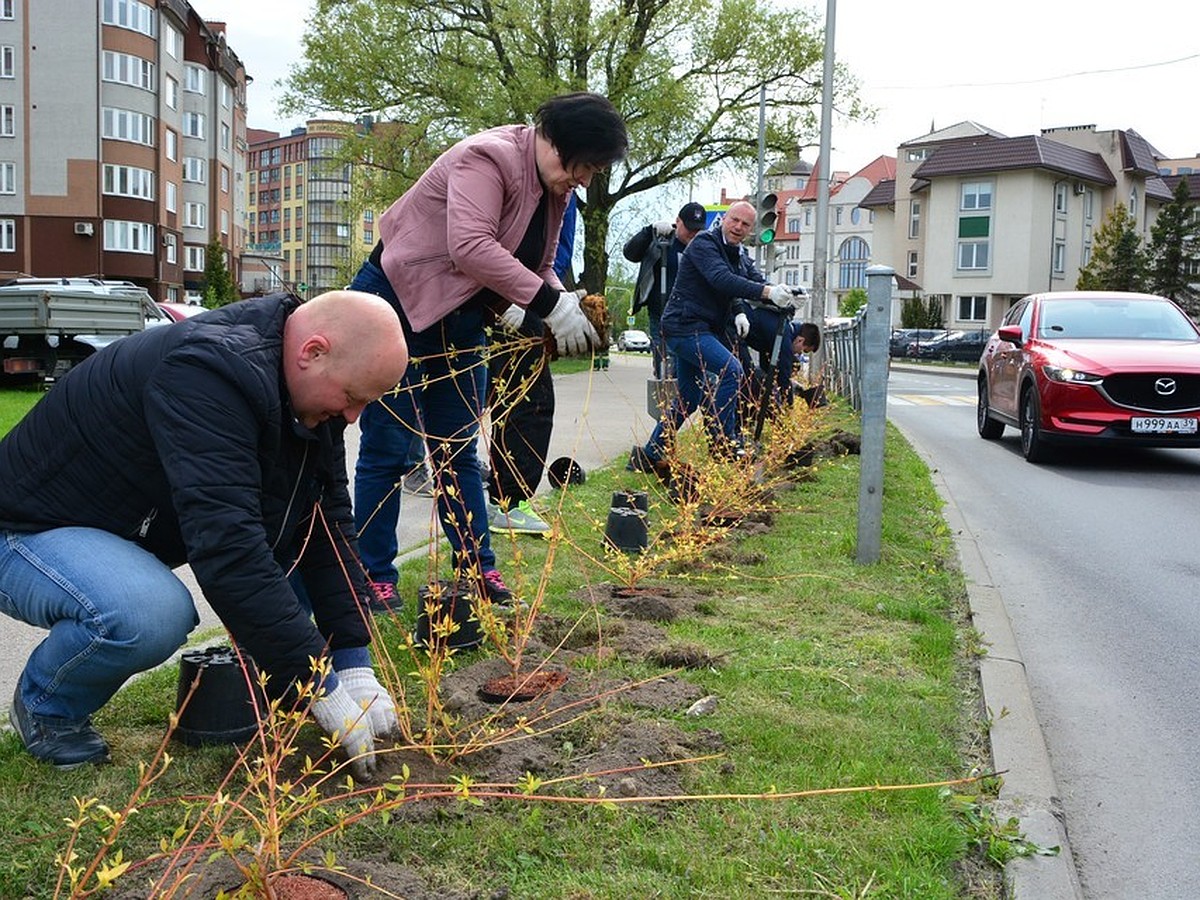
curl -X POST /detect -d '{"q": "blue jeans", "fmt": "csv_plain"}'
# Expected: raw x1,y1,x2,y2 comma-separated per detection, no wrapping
0,528,198,720
348,261,494,584
644,331,744,461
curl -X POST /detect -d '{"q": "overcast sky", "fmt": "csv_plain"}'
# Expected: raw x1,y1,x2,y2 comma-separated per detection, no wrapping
198,0,1200,178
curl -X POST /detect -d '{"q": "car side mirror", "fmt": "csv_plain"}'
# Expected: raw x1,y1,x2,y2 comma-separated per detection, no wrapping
997,325,1024,346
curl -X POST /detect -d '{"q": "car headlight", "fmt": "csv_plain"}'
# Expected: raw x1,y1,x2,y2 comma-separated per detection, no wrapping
1042,365,1102,385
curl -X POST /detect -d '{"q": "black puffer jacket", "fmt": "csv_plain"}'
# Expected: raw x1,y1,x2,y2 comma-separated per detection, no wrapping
0,294,370,695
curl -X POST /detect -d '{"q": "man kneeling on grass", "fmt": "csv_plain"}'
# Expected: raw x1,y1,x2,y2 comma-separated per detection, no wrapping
0,290,405,779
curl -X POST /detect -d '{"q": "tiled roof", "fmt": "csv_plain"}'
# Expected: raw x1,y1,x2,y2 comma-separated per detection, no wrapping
1163,173,1200,199
895,274,922,291
912,135,1116,185
899,121,1007,146
1145,175,1175,203
851,155,897,185
859,178,895,208
1120,130,1162,176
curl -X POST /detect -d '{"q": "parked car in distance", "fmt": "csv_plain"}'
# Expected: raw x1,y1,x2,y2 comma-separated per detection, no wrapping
907,329,990,362
157,302,207,323
617,329,651,352
976,290,1200,462
890,328,945,357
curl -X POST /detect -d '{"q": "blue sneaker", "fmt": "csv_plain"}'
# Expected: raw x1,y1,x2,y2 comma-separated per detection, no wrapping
10,687,110,769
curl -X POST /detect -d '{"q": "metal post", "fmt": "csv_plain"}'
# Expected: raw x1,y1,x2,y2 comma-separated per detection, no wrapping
855,265,893,564
810,0,836,324
754,84,767,269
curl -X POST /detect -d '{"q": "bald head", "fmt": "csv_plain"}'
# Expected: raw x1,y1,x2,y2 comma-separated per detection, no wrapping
283,290,408,428
722,201,756,246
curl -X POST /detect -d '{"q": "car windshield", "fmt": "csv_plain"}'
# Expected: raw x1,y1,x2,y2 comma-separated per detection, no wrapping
1036,299,1198,341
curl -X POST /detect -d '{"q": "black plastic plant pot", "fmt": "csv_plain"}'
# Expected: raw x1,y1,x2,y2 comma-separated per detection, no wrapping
547,455,586,488
604,505,649,553
174,645,265,746
414,580,484,651
611,489,649,513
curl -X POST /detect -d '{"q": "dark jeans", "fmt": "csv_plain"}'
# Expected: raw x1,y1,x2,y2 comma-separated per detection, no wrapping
643,330,744,461
349,260,494,585
487,329,554,507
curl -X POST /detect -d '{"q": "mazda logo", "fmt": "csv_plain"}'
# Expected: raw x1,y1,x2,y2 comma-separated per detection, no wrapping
1155,378,1177,396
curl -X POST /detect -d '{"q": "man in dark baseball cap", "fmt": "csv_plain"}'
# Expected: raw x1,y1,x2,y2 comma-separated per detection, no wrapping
677,201,707,233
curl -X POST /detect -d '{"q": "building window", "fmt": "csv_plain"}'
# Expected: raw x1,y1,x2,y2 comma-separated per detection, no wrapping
0,1,12,20
906,148,928,162
182,157,206,183
0,218,13,252
102,107,155,146
835,206,843,225
165,181,177,213
958,241,989,270
183,65,206,95
908,200,921,239
220,81,232,110
164,233,177,264
837,236,869,290
907,251,918,278
1,45,14,79
957,295,987,322
163,23,181,59
802,263,809,282
103,220,155,254
164,128,177,161
1053,240,1066,273
220,165,229,193
182,112,205,139
220,123,230,151
1084,189,1094,221
184,245,205,271
0,161,14,194
102,164,154,200
164,75,178,110
850,207,861,225
1129,185,1138,217
102,0,156,36
0,105,12,137
1054,182,1068,214
804,207,811,227
957,207,991,272
102,51,154,91
184,202,207,229
220,209,229,235
961,180,993,211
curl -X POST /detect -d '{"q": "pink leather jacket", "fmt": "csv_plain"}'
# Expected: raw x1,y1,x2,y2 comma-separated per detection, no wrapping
377,124,568,332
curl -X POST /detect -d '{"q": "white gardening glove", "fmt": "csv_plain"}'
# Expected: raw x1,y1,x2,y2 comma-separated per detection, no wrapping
734,313,750,338
543,290,600,357
499,303,527,334
767,284,797,307
311,682,377,780
653,220,674,238
337,667,400,737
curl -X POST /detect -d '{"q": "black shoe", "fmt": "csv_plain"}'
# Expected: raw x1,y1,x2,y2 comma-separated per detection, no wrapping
10,687,110,769
627,445,658,473
481,569,514,606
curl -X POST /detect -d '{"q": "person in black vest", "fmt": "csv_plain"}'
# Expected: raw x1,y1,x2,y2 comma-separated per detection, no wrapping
0,291,407,776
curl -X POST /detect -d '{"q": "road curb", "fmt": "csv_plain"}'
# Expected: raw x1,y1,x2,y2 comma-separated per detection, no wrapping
927,464,1084,899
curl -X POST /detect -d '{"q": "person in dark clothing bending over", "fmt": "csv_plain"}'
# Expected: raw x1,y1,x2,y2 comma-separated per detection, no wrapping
0,291,407,776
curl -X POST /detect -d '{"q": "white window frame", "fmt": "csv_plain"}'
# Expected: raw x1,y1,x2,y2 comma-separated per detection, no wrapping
164,129,177,161
957,241,989,271
182,156,206,184
220,165,229,193
960,181,993,211
908,200,921,239
182,112,205,140
220,81,232,110
220,122,230,151
164,75,178,110
102,164,154,200
102,51,154,91
957,295,987,322
0,1,12,20
165,180,177,213
183,64,206,95
220,209,229,235
103,219,155,254
0,161,14,195
184,245,205,271
164,233,177,264
163,24,181,60
0,218,13,252
907,250,918,278
1054,182,1068,214
102,0,155,37
184,201,207,229
102,107,155,147
0,104,13,137
1053,240,1066,274
1,45,14,79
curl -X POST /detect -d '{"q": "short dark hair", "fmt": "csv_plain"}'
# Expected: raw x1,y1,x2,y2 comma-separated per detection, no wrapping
795,321,821,351
535,92,628,169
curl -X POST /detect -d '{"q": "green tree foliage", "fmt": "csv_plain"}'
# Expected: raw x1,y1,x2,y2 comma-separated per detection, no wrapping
1076,203,1146,292
838,287,867,317
1146,178,1200,314
282,0,862,291
900,296,943,328
202,236,239,308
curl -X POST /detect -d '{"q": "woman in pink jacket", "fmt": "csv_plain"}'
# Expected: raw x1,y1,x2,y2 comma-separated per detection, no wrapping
349,93,628,608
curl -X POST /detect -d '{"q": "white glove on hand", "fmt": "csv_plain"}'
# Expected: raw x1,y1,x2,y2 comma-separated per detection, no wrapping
499,303,526,333
653,220,674,238
337,666,399,738
734,313,751,338
544,291,600,357
311,682,377,780
767,284,797,307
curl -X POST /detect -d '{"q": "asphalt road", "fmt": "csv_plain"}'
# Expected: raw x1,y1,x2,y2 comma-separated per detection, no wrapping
888,366,1200,899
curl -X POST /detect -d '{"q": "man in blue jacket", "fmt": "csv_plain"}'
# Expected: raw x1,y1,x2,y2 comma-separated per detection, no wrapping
0,291,406,776
630,200,799,476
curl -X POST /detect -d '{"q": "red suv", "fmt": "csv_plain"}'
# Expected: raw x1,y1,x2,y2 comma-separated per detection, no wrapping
977,291,1200,462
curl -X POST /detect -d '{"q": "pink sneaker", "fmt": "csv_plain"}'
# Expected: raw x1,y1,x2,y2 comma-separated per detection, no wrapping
481,569,513,606
366,580,397,614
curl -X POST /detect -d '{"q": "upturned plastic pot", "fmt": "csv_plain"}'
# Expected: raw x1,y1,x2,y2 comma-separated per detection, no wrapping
547,456,586,488
414,580,484,651
173,645,264,746
604,489,649,553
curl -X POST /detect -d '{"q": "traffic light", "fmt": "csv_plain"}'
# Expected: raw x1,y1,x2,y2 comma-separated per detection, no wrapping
754,192,778,247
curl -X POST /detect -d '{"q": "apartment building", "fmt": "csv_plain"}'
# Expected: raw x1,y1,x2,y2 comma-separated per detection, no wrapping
245,119,377,297
0,0,247,301
861,122,1176,329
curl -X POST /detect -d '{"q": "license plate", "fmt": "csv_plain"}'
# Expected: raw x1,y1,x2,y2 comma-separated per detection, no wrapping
1130,416,1199,434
